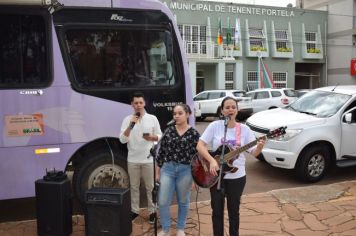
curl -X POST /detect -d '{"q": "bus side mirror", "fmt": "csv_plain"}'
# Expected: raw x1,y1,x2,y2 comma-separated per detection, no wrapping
345,113,352,124
165,31,173,61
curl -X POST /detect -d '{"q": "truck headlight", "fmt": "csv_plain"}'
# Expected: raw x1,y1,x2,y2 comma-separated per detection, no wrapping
274,129,302,141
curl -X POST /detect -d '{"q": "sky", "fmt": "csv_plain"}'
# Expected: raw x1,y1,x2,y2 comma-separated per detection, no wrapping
205,0,296,7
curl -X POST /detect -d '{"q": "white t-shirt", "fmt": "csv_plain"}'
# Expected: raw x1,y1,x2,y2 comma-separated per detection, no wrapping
200,120,256,179
119,113,162,163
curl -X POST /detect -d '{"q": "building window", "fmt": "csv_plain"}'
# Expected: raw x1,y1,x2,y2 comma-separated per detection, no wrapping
178,24,206,54
178,25,183,39
200,26,207,54
247,71,258,91
247,71,287,89
275,30,288,50
248,28,266,50
272,72,287,88
225,71,233,89
305,32,317,50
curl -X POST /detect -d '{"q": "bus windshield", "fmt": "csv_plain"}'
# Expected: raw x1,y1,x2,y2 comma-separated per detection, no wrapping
65,29,175,88
65,28,175,89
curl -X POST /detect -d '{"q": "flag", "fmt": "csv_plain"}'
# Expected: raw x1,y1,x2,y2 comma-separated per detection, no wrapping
217,18,223,45
257,56,275,88
234,18,240,46
226,17,232,45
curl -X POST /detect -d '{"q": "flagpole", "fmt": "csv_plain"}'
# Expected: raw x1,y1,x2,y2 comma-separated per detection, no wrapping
257,52,262,89
207,17,212,58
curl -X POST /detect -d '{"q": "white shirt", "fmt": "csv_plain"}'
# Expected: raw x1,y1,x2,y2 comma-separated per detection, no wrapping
120,113,162,163
200,120,256,179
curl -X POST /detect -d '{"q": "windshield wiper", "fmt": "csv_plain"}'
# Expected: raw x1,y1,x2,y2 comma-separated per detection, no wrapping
287,106,298,112
299,111,317,116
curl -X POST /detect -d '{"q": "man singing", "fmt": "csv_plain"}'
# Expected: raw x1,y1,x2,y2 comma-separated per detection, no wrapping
120,92,162,224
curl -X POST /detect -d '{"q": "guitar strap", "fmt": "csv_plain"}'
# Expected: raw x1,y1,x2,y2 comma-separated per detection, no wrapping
235,123,241,147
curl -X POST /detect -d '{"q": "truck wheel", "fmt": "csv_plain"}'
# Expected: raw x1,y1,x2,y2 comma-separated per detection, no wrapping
196,116,206,121
72,151,129,205
255,153,266,162
216,106,222,118
296,145,330,182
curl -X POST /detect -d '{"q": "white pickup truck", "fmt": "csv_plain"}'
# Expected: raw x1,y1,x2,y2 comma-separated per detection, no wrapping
246,86,356,182
193,90,253,121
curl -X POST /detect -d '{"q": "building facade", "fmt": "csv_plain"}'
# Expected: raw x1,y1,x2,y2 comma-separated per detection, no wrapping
162,0,328,95
297,0,356,86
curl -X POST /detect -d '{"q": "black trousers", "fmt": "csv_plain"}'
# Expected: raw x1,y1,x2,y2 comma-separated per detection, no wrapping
210,176,246,236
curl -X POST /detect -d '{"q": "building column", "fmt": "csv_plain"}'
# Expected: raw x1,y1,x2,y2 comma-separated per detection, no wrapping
234,60,243,90
189,61,197,95
216,62,225,89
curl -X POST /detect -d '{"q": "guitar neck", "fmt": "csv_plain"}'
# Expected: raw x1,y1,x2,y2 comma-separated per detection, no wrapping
224,136,266,161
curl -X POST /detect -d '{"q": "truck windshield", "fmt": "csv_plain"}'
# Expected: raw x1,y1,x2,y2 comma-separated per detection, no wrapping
65,29,175,89
288,90,351,117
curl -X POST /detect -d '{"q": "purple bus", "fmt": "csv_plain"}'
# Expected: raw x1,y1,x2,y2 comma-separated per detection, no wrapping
0,0,193,203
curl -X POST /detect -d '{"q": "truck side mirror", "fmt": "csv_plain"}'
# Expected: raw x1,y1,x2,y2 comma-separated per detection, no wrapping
345,113,352,124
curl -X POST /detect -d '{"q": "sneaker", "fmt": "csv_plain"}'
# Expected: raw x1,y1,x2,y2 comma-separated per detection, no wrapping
131,212,139,221
177,230,185,236
149,213,156,224
157,230,170,236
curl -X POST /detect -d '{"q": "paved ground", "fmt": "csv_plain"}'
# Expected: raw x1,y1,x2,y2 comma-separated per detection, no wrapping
1,180,356,236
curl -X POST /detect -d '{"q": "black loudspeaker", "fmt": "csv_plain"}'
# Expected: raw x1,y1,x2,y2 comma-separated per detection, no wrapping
85,188,131,236
35,177,72,236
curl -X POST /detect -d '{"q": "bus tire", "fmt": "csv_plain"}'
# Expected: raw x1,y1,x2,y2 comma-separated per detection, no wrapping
72,150,129,205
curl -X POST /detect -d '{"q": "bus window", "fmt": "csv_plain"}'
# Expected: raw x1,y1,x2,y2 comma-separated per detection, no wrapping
0,11,51,88
65,29,176,89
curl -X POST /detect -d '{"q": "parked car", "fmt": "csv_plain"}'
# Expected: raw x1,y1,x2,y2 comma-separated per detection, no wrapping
193,90,253,120
296,89,312,97
246,85,356,182
194,101,201,118
246,88,297,113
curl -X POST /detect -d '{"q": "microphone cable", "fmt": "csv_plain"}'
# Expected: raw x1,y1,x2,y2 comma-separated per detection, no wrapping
194,185,201,236
105,138,116,182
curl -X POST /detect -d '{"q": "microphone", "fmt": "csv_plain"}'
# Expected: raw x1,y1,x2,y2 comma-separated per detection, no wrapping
166,119,175,126
224,116,230,126
129,112,141,129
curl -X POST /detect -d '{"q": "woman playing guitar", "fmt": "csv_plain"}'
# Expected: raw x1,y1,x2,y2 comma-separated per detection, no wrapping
196,96,265,236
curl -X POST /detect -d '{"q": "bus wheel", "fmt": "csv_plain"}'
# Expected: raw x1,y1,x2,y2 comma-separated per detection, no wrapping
72,151,129,205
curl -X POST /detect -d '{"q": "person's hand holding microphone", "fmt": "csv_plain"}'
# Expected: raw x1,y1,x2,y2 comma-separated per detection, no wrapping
129,112,141,130
124,112,140,137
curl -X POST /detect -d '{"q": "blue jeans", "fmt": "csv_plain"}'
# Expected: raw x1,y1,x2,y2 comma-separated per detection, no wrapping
158,162,192,231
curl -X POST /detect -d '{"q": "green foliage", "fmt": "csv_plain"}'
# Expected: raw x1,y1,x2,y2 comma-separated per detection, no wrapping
307,48,321,53
251,46,267,51
277,47,292,52
233,45,240,51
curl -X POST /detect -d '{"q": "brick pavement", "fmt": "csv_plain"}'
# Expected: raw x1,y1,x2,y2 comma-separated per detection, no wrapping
1,181,356,236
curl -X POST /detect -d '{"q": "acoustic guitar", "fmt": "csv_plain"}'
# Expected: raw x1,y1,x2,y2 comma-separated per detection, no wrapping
191,127,286,188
